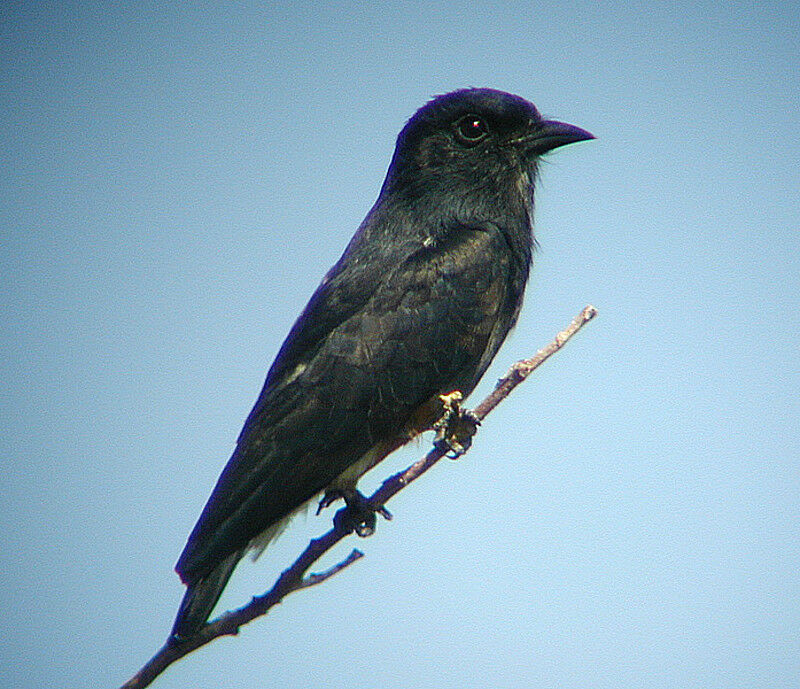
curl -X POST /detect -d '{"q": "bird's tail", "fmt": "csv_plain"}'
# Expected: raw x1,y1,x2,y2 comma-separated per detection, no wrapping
170,549,241,641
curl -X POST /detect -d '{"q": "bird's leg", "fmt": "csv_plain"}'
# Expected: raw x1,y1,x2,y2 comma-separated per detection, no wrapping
316,489,344,515
331,489,391,537
433,390,481,458
318,487,391,515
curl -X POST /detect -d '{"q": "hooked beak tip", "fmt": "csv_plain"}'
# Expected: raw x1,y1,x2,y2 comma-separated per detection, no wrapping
527,119,594,155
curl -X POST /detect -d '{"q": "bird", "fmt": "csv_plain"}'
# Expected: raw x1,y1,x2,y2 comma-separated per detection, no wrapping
170,88,593,639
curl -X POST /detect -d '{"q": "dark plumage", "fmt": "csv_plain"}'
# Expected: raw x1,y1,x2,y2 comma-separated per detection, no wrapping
171,88,593,638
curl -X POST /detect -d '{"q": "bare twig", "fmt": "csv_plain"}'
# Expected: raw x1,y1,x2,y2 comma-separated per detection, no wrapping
296,549,364,590
473,303,598,420
119,305,596,689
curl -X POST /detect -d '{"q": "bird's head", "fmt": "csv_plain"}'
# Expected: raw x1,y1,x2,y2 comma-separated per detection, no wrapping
381,88,593,216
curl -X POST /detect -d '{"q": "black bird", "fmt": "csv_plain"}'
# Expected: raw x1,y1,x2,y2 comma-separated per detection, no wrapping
171,88,593,639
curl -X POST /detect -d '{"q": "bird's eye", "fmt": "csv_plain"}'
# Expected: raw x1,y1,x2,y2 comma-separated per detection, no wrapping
454,114,489,145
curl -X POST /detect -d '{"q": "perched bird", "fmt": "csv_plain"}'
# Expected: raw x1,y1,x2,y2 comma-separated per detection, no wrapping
171,88,593,639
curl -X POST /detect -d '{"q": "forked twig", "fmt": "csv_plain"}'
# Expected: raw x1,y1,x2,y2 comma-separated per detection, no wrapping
120,305,597,689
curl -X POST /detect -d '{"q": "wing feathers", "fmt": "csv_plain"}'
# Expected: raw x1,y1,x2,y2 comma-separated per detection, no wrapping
177,222,525,582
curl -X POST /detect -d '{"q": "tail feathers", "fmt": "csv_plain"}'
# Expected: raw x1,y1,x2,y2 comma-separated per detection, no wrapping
171,550,241,640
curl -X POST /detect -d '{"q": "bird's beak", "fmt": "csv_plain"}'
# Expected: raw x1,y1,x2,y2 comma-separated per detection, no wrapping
525,119,595,156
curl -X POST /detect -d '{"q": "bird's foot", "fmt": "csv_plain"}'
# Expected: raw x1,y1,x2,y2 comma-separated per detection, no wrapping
316,489,343,515
328,489,391,537
433,391,481,458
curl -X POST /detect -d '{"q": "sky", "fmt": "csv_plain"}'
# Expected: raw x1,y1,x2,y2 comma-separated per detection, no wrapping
2,2,799,688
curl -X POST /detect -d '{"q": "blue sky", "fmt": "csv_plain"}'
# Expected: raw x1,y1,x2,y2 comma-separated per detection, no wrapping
2,3,799,688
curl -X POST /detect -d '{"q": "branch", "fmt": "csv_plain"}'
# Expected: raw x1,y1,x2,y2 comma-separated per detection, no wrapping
120,305,597,689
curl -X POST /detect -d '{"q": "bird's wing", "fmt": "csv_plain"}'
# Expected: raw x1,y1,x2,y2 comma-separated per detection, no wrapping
176,220,526,583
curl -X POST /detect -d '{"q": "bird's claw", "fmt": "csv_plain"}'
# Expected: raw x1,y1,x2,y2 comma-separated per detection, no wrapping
316,491,340,515
331,489,391,537
433,391,481,459
334,505,376,537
